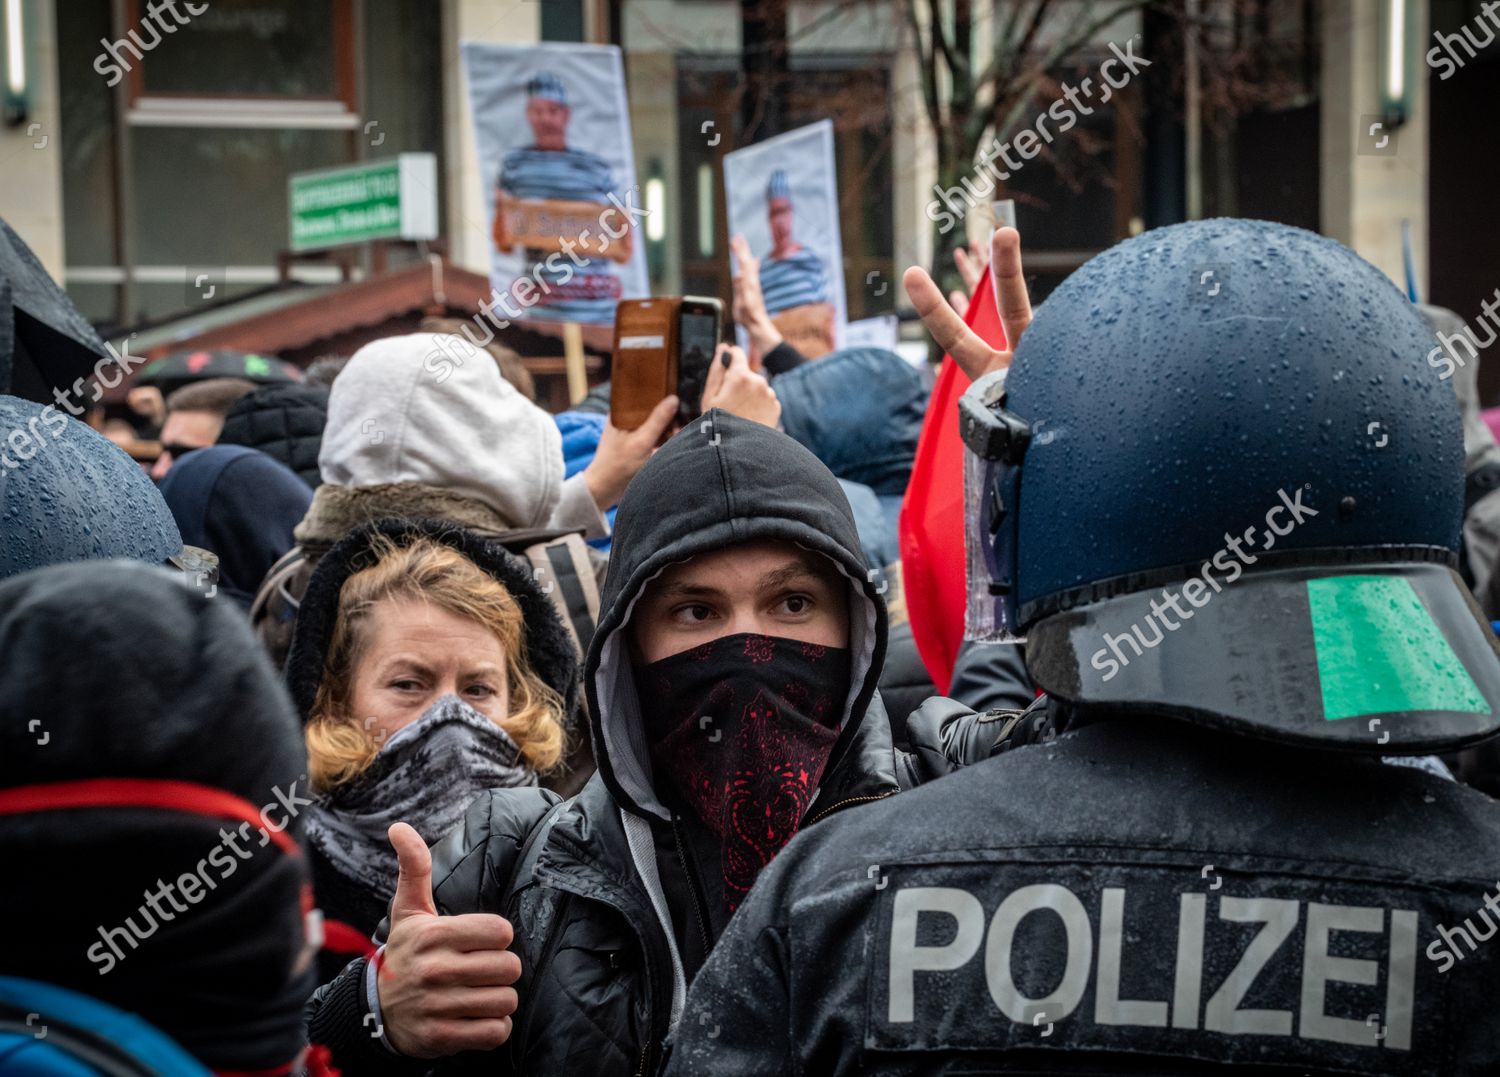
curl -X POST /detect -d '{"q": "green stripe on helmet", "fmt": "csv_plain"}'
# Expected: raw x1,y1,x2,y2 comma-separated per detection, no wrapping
1308,575,1488,721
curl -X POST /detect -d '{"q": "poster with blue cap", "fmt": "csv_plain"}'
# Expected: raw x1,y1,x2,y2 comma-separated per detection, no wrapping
462,43,648,325
724,120,847,357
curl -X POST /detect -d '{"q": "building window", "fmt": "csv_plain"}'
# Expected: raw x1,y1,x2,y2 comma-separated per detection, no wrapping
61,0,443,328
120,0,357,128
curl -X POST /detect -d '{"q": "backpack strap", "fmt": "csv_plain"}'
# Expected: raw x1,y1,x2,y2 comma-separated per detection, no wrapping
249,545,308,625
519,535,601,656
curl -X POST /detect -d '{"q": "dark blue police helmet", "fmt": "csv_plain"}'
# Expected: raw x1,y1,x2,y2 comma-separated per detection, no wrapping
970,218,1500,753
0,394,183,580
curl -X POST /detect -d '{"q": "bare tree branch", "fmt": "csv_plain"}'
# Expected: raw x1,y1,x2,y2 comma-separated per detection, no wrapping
952,0,973,100
902,0,945,135
998,0,1028,56
1007,0,1053,81
780,0,875,49
926,0,962,93
975,0,1143,106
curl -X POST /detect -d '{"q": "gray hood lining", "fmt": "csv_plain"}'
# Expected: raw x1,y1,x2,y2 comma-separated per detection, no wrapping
594,543,881,821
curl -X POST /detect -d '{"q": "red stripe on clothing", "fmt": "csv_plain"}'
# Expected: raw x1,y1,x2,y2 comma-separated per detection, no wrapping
321,917,377,957
0,778,300,856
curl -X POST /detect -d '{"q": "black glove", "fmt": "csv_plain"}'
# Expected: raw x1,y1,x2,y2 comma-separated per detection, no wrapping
903,694,1055,785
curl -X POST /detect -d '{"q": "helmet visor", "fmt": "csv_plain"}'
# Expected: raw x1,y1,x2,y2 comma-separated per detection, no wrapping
1027,560,1500,754
960,371,1028,643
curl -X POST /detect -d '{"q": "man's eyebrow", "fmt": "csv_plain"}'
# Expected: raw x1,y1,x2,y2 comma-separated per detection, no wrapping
653,580,726,600
759,559,840,591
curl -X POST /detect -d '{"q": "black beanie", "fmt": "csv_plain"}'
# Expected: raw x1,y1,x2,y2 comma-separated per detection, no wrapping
0,560,313,1071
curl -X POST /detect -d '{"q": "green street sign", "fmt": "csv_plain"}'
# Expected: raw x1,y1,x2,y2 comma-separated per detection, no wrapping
288,153,438,252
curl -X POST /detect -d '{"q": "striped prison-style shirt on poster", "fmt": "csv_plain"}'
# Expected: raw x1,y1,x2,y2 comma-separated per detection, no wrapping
499,146,615,202
759,249,830,314
498,145,621,324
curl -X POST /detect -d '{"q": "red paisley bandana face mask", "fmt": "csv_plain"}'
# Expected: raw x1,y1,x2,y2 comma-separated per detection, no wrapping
640,632,852,912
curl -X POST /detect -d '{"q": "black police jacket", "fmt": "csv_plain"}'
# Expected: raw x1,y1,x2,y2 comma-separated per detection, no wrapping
665,714,1500,1075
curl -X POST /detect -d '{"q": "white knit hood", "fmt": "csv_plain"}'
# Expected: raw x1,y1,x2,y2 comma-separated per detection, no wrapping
318,333,565,530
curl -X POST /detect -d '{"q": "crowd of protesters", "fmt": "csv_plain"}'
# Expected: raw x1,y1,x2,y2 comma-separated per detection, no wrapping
3,213,1500,1076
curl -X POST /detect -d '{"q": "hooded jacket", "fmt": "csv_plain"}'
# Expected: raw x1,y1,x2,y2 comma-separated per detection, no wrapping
218,381,330,488
304,411,905,1076
284,518,582,982
773,346,925,500
312,332,602,538
0,560,313,1073
158,444,312,607
774,351,934,733
250,333,605,670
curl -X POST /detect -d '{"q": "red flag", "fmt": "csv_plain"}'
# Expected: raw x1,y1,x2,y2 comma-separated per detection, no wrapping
898,269,1007,693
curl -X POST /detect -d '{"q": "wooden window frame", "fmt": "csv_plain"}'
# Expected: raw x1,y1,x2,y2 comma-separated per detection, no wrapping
122,0,357,128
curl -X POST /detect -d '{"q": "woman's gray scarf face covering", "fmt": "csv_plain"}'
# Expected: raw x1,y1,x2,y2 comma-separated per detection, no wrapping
306,694,537,898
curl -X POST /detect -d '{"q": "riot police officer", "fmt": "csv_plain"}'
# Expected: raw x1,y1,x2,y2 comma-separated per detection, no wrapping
663,219,1500,1075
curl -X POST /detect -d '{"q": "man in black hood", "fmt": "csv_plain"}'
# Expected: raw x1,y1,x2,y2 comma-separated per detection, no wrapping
306,408,904,1073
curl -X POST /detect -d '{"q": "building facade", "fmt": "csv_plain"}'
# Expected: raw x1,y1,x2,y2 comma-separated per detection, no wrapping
0,0,1491,385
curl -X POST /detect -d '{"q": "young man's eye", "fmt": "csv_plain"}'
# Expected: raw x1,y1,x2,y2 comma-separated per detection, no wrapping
672,603,716,624
779,594,813,615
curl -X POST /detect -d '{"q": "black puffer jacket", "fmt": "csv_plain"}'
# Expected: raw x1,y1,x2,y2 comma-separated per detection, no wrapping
305,411,908,1075
284,518,582,982
219,382,330,488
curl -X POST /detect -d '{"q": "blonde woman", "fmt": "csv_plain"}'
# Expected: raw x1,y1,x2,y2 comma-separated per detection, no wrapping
283,520,579,979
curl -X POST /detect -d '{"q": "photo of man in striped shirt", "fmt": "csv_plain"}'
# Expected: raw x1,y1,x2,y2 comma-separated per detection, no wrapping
495,71,623,323
757,168,832,315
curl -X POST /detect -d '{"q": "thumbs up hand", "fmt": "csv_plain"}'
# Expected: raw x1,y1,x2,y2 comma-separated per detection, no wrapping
377,823,522,1058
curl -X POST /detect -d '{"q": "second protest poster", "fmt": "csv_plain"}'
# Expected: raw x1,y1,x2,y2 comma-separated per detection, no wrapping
463,41,648,326
725,120,847,358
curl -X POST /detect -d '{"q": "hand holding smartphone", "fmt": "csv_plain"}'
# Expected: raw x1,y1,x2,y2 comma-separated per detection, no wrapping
610,296,724,430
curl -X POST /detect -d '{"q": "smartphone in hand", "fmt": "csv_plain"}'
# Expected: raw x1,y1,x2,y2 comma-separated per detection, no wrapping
673,299,723,426
610,297,724,430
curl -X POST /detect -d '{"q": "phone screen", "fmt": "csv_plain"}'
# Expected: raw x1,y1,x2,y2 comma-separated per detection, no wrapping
677,309,719,422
